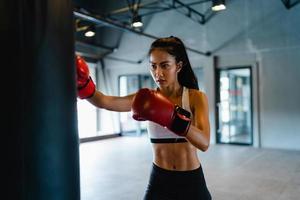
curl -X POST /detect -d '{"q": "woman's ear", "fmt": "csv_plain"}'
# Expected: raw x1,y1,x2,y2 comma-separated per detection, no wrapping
176,61,183,73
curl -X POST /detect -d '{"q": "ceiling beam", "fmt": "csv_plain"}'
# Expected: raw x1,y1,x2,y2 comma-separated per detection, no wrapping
107,0,214,25
281,0,300,9
74,9,211,56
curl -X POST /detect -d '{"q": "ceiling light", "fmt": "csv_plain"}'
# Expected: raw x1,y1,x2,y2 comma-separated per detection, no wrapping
84,26,95,37
84,30,95,37
131,15,143,28
212,0,226,11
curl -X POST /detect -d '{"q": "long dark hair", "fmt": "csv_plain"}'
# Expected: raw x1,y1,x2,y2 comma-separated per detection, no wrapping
148,36,199,90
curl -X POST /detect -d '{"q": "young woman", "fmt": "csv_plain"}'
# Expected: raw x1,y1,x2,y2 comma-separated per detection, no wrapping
76,36,212,200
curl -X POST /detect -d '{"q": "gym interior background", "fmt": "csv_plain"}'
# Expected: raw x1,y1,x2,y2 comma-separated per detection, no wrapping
4,0,300,200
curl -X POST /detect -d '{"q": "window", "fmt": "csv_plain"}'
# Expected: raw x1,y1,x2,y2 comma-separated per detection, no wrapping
119,74,155,135
77,64,97,139
77,62,119,139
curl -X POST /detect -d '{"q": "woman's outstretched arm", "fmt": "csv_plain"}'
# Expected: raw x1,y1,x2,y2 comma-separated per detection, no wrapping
76,54,135,112
87,91,135,112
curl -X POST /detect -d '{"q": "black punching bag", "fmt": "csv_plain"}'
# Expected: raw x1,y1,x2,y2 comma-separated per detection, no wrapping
2,0,80,200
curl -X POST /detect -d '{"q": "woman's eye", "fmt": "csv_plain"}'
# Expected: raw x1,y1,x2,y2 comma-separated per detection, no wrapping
161,64,169,68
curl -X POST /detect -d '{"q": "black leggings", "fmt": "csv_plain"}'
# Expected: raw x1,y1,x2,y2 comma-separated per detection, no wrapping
143,163,212,200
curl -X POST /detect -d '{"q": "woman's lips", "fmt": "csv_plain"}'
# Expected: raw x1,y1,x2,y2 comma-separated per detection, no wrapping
156,79,166,84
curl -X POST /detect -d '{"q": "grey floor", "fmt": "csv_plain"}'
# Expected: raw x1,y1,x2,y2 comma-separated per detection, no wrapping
79,134,300,200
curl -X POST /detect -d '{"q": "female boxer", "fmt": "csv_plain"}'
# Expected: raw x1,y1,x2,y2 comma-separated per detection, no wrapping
76,36,211,200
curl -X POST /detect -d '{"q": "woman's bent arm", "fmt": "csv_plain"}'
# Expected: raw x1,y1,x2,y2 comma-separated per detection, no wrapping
185,91,210,151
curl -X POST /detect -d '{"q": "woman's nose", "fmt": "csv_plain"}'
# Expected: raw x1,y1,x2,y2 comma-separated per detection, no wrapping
154,67,163,77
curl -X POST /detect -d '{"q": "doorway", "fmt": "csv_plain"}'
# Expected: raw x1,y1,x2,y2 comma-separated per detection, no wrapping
216,67,253,145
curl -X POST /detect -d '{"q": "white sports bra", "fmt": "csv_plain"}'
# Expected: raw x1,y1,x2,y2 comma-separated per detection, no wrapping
147,87,192,143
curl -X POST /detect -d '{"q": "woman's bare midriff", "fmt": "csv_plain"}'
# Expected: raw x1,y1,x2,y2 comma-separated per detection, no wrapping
152,142,200,171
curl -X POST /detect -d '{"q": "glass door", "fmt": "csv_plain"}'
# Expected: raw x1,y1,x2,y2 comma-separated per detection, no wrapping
216,67,253,145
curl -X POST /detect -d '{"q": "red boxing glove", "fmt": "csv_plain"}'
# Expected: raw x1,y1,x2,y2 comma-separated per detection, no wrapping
76,55,96,99
131,88,191,136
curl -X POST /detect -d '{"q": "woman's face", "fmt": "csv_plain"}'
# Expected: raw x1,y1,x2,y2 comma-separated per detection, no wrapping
149,49,182,89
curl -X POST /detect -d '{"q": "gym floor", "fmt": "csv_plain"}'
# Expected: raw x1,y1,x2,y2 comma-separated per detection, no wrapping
79,134,300,200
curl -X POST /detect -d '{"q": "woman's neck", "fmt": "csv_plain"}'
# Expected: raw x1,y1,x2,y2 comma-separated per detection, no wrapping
158,83,183,98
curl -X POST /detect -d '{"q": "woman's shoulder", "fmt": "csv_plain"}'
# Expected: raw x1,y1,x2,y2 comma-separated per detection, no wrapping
187,88,207,99
187,88,208,110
